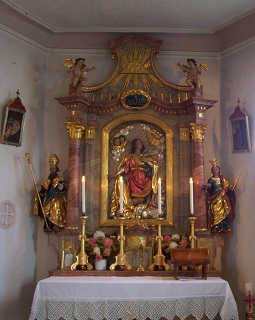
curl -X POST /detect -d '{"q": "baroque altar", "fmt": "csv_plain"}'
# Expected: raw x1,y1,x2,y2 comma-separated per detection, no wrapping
50,34,224,272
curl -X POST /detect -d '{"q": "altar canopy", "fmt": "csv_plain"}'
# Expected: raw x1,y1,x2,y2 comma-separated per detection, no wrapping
30,276,238,320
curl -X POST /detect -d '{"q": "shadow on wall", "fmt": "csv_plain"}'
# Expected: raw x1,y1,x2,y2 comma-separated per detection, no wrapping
1,281,36,320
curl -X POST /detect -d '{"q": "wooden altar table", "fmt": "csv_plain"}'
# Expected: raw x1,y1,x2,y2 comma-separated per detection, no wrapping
29,276,238,320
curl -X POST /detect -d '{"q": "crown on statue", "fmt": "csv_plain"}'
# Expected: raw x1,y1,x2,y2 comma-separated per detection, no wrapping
209,158,217,167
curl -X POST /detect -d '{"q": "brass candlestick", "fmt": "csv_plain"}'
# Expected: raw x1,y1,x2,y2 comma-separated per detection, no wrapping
110,218,132,271
189,216,197,248
149,218,170,271
71,215,93,270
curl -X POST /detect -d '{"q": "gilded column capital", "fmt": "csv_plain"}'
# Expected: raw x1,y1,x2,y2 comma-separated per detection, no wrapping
189,123,207,141
85,127,95,140
179,127,190,141
65,122,85,139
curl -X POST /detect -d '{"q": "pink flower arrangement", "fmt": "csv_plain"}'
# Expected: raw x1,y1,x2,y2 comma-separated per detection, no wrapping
161,233,190,260
87,231,114,260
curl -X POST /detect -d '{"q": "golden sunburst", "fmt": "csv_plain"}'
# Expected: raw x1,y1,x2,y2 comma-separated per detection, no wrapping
110,43,163,90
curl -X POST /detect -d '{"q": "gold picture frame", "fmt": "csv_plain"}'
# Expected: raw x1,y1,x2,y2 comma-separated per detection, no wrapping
1,95,26,147
100,113,173,227
61,246,76,270
229,104,251,153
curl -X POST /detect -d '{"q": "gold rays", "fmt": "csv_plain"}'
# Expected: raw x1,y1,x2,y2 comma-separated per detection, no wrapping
110,43,162,90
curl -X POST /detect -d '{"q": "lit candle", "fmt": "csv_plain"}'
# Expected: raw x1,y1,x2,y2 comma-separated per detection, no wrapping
119,176,123,214
189,178,194,215
158,177,162,215
82,176,86,214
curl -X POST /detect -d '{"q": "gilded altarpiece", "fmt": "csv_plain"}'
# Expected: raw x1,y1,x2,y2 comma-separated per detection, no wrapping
101,114,173,227
55,35,225,271
57,35,218,231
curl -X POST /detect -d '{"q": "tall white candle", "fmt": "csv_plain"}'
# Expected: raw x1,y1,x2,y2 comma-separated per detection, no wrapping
189,178,194,215
119,176,123,214
245,283,253,313
158,177,162,215
82,176,86,214
245,283,253,295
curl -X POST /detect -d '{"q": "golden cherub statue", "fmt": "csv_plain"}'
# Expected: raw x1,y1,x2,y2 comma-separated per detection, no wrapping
64,58,95,87
177,58,208,89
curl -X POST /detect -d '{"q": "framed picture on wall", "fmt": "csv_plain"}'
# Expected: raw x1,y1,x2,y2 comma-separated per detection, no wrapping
1,93,26,147
229,102,251,153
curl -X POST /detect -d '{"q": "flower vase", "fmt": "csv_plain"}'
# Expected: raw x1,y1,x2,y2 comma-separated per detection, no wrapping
167,260,174,270
95,259,107,271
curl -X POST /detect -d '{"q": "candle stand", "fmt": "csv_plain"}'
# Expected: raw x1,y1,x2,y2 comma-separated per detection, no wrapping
110,218,132,271
149,218,170,271
244,288,255,320
71,215,93,270
189,216,197,248
136,244,145,271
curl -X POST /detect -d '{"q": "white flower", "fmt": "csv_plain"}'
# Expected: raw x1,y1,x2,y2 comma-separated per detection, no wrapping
93,230,105,239
171,234,181,241
93,247,101,255
169,241,179,248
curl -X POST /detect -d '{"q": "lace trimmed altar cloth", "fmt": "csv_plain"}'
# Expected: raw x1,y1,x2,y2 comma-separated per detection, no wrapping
29,276,239,320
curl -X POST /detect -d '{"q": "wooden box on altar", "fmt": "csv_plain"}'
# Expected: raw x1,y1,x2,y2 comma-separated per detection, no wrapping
171,248,210,280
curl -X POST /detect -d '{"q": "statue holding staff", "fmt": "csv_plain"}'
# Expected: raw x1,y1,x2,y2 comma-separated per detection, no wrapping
26,153,67,232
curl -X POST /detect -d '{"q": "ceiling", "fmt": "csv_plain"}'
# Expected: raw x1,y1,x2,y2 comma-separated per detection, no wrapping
2,0,255,33
0,0,255,51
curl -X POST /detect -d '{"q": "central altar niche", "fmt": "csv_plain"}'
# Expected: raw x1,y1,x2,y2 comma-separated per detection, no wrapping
100,114,173,227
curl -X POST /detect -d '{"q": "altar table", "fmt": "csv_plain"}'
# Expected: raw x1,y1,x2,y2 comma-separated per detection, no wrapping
29,276,239,320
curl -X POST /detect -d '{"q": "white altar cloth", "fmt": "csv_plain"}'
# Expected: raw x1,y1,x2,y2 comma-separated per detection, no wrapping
29,276,239,320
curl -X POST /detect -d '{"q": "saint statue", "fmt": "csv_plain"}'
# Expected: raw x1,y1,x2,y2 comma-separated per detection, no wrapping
34,154,67,231
109,138,159,219
203,158,239,233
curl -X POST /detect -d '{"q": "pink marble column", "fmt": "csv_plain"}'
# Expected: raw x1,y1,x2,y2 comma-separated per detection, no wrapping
190,123,207,230
65,122,85,228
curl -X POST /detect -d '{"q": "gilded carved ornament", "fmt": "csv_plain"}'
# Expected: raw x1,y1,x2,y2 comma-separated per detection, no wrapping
72,37,193,104
64,58,95,88
189,123,207,141
121,89,151,110
65,122,85,139
85,127,95,140
179,128,190,142
100,113,174,227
